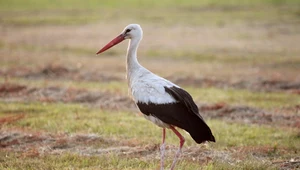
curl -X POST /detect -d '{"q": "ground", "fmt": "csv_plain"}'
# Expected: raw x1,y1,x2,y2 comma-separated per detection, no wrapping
0,0,300,169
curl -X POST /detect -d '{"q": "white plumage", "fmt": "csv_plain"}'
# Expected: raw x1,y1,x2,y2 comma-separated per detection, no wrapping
144,114,170,128
129,72,178,104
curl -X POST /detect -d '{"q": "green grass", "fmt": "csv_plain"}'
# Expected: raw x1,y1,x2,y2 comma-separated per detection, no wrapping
205,159,278,170
0,152,157,170
1,102,298,150
1,7,299,26
1,0,299,26
0,151,213,170
0,101,298,169
0,150,282,170
212,120,299,149
0,151,281,170
188,87,300,109
1,0,299,10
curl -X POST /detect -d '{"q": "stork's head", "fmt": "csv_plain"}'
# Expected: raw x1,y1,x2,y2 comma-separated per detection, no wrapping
122,24,143,40
96,24,143,54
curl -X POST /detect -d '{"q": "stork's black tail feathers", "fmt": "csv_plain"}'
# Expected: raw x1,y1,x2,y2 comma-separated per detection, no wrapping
186,116,215,143
164,86,215,144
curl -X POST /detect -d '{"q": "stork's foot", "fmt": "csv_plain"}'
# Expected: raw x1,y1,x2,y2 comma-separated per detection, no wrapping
170,147,182,170
169,126,185,170
160,128,166,170
160,143,165,170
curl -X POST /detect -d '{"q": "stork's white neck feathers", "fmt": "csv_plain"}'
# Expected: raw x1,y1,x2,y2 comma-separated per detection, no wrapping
126,36,143,80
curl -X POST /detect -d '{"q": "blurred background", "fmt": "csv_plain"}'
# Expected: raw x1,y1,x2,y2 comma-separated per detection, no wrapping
0,0,299,169
1,0,299,81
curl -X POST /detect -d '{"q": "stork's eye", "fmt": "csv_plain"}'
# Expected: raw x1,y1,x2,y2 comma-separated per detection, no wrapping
125,29,131,33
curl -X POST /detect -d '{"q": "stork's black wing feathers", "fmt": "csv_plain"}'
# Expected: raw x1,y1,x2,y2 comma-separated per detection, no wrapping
164,86,203,120
137,86,215,143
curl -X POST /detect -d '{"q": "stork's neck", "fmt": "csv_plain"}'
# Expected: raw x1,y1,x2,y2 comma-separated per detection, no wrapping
126,37,143,80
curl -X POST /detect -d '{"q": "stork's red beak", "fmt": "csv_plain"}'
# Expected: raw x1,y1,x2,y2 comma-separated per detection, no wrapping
96,34,125,54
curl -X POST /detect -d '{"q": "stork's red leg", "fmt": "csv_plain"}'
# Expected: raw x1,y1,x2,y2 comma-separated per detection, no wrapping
162,128,166,143
160,128,166,170
169,126,185,170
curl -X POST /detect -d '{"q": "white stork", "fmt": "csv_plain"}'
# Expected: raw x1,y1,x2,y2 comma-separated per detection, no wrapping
96,24,215,170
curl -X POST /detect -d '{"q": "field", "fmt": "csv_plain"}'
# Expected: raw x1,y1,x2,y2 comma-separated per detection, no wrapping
0,0,300,169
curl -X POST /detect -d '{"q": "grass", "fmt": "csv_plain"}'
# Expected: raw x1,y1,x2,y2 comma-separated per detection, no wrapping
205,160,278,170
1,14,101,26
1,0,299,26
146,49,300,65
0,41,96,55
1,7,299,26
1,101,298,169
1,76,300,110
0,152,156,170
2,76,300,110
0,77,128,93
188,87,300,109
1,102,298,150
0,151,282,170
1,0,299,10
0,151,281,170
2,38,300,65
0,152,210,170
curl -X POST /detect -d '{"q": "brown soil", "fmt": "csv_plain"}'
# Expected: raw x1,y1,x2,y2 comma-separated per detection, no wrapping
0,64,123,82
170,76,300,93
199,103,300,128
0,83,136,111
0,83,27,93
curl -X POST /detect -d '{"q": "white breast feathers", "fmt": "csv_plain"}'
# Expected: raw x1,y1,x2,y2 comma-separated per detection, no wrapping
129,69,179,104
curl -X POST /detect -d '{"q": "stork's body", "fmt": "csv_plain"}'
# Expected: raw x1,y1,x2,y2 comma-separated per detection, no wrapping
97,24,215,170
